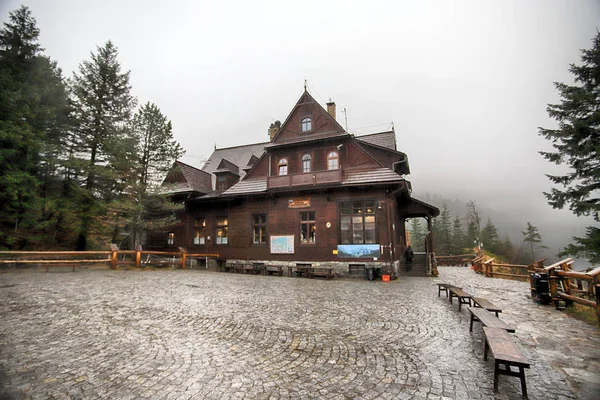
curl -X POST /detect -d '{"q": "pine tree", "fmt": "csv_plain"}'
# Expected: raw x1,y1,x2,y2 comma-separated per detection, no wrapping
466,200,482,251
481,217,500,254
408,218,425,252
522,222,547,263
0,6,70,249
438,204,452,255
539,32,600,263
69,40,137,249
450,216,465,255
123,102,184,247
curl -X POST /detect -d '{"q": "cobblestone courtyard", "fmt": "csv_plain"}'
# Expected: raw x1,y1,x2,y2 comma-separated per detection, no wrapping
1,266,599,399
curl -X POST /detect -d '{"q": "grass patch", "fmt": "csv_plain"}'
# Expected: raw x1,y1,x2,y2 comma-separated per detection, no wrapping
564,302,600,327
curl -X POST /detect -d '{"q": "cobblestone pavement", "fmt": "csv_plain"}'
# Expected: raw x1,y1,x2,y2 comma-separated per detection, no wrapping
0,266,598,400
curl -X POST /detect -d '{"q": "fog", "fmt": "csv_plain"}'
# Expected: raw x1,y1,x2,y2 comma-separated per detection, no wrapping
2,0,598,266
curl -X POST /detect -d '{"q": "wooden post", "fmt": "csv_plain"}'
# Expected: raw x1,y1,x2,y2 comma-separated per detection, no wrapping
179,247,187,269
595,284,600,324
135,244,142,269
110,244,118,270
549,275,558,307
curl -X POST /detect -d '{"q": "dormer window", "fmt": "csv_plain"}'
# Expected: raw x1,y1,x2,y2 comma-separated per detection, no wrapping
278,158,288,175
301,117,312,133
327,151,339,170
302,154,311,173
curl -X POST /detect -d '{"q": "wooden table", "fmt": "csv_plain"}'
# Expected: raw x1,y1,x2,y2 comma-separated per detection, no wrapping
483,327,530,398
468,306,515,333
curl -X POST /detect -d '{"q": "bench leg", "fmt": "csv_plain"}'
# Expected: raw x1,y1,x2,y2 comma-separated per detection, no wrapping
470,313,474,332
484,339,489,360
493,360,500,392
458,298,463,312
519,367,528,398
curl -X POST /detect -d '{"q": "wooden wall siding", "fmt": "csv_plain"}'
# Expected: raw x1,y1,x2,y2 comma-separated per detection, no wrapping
275,96,344,143
345,142,380,169
358,143,404,169
244,155,268,179
179,189,399,262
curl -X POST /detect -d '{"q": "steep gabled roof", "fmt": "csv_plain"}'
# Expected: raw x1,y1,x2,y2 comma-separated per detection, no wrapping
270,89,346,144
214,158,240,175
201,142,267,189
162,161,212,195
356,131,397,150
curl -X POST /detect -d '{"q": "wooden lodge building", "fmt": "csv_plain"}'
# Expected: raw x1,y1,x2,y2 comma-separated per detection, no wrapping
150,90,439,277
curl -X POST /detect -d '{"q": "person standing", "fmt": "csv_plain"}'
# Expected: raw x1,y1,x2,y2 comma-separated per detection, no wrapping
404,245,414,271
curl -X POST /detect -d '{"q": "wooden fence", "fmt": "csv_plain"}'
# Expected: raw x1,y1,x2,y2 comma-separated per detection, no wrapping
540,258,600,323
471,256,545,281
434,254,472,266
469,254,600,323
0,246,218,271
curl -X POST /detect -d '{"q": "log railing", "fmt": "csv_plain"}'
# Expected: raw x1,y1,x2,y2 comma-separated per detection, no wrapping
543,258,600,323
0,246,219,271
471,256,544,282
434,254,472,266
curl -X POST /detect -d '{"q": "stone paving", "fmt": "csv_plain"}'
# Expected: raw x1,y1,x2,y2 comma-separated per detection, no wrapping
0,266,598,400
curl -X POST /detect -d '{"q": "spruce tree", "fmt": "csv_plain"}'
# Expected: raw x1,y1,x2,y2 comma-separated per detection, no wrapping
522,222,547,263
69,40,137,249
481,217,500,254
451,216,465,255
408,218,425,252
539,32,600,263
438,204,452,255
0,6,70,249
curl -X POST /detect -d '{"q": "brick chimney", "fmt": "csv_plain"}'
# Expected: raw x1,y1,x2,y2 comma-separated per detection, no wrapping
326,100,336,120
268,120,281,141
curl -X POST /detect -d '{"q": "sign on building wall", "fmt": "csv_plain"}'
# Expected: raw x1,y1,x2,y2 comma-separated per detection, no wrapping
270,235,295,254
337,244,380,258
288,198,311,208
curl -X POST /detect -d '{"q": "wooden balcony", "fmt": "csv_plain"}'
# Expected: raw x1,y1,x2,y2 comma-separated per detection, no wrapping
267,169,342,190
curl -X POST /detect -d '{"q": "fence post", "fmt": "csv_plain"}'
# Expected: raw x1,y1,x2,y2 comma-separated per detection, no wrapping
179,247,187,269
135,244,142,269
110,244,118,270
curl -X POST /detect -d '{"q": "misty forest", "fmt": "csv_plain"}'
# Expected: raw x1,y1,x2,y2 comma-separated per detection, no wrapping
0,6,598,266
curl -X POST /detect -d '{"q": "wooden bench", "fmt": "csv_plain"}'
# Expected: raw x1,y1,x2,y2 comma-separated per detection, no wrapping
264,265,283,276
483,327,530,398
290,264,312,277
437,283,461,297
467,306,515,333
472,297,502,317
309,267,334,280
448,287,472,311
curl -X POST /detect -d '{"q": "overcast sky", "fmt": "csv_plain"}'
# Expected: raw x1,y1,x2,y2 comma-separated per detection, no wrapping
2,0,599,256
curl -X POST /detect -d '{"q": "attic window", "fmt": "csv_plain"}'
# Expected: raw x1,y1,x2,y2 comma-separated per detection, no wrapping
301,117,312,133
278,158,288,175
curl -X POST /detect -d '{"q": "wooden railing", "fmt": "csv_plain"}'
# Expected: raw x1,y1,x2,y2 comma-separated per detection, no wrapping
435,254,472,266
471,255,545,281
542,258,600,323
0,246,218,271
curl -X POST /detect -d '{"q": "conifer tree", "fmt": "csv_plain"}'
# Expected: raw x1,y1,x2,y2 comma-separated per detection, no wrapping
450,216,465,255
69,40,137,249
522,222,547,263
438,204,452,255
408,218,425,252
0,6,70,249
481,217,500,254
539,32,600,263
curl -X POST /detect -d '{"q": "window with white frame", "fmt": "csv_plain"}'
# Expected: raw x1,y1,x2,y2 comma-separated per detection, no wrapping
327,151,339,170
302,154,311,173
278,158,288,175
301,117,312,132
